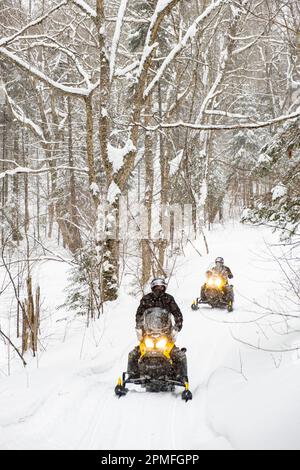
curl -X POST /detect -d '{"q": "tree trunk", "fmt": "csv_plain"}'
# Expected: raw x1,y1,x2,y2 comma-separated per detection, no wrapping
101,199,120,302
66,96,82,252
158,83,169,275
85,96,98,205
141,95,154,287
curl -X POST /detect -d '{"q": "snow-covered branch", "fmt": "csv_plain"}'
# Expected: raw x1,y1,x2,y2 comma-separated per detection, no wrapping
144,0,226,98
106,16,148,24
5,89,45,141
137,0,180,79
0,1,68,48
195,52,228,124
0,47,98,98
205,109,252,120
195,2,244,124
0,256,75,268
0,166,88,180
110,0,129,81
28,39,91,87
232,30,265,56
114,61,139,78
136,111,300,131
71,0,97,19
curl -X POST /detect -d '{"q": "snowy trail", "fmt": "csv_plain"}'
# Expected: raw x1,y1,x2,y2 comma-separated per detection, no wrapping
0,224,299,450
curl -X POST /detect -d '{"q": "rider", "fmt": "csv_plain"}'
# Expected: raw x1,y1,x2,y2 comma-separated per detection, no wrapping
201,257,234,301
127,278,188,383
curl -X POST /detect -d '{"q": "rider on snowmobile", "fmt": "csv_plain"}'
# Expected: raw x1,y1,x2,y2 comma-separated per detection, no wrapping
201,257,234,302
127,278,188,383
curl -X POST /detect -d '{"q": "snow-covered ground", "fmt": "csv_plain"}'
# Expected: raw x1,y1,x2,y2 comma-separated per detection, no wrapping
0,223,300,450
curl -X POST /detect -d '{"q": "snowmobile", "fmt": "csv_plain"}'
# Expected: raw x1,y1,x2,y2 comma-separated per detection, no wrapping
191,272,234,312
115,307,192,402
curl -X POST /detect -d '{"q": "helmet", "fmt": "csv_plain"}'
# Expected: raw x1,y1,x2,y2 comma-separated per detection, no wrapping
151,278,167,291
215,257,224,265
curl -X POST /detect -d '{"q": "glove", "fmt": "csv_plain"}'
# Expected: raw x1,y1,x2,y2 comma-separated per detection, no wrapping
136,327,143,341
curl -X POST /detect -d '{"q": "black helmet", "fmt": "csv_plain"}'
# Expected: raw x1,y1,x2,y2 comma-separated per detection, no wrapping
215,257,224,265
151,278,167,291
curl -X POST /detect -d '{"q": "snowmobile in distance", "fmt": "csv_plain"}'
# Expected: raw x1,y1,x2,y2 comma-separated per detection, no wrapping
115,308,192,402
191,271,234,313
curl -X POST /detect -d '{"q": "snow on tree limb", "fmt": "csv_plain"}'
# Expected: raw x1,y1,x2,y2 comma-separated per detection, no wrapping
195,1,246,124
71,0,97,18
108,139,136,173
107,181,121,204
0,1,68,48
110,0,129,81
111,0,182,191
0,166,88,180
29,39,91,87
205,109,252,120
195,49,228,124
136,111,300,131
114,61,139,78
233,30,266,56
0,256,75,268
169,150,184,176
0,47,99,97
137,0,180,79
5,89,45,141
106,16,148,24
144,0,227,98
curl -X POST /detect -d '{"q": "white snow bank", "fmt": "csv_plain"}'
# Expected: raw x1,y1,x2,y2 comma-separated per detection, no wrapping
0,224,299,449
208,362,300,450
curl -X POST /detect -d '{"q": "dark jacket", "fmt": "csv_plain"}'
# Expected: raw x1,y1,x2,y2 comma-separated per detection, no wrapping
211,265,233,280
136,292,183,331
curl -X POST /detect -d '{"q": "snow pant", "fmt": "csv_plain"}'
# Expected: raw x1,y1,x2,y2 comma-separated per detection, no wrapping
127,345,188,380
200,284,206,301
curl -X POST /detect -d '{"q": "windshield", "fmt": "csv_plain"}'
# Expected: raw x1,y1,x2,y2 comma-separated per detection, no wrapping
143,307,172,334
207,264,228,278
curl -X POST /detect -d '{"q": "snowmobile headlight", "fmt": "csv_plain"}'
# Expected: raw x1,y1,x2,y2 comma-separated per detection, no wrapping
156,337,168,350
215,278,223,287
207,277,215,287
145,337,155,349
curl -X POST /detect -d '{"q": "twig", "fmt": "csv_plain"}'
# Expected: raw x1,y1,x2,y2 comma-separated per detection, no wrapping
0,329,27,367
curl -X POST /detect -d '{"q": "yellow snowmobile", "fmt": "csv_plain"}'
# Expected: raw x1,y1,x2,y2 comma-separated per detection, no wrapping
191,271,234,312
115,308,192,401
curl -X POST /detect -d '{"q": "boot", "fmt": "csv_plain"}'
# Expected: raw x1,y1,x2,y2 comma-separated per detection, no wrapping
127,346,140,379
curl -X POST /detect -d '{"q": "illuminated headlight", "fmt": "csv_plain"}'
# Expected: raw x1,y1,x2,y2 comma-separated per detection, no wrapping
207,277,222,288
145,337,155,349
156,337,168,349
